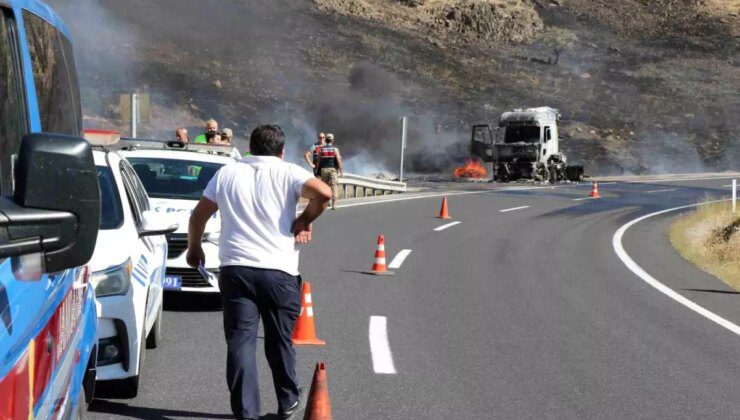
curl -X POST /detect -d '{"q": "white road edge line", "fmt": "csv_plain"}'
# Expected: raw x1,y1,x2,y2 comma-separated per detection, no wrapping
612,198,740,336
499,205,530,213
572,197,597,202
644,188,677,194
369,316,396,374
388,249,412,269
434,221,461,231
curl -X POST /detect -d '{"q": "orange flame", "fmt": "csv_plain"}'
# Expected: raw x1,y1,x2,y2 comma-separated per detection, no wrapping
454,158,487,179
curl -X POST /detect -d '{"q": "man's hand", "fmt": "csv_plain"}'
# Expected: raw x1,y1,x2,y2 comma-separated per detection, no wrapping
292,215,313,244
186,244,206,268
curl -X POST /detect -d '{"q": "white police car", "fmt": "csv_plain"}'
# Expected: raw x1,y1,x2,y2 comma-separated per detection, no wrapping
87,132,178,397
119,140,238,293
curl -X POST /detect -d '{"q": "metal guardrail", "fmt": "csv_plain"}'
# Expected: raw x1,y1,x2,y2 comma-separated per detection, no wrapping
337,173,406,198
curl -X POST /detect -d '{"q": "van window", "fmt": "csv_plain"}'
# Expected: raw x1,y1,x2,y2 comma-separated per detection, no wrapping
23,11,80,136
0,9,25,196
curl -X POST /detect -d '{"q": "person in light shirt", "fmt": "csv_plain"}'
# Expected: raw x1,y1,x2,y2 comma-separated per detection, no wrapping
187,125,331,419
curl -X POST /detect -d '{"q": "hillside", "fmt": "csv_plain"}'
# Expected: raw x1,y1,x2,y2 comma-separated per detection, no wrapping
46,0,738,175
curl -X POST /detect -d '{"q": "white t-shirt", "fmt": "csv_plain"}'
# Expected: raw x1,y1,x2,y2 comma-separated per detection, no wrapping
202,156,314,276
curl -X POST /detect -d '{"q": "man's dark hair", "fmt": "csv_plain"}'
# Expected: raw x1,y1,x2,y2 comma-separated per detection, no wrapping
250,125,285,156
325,137,334,144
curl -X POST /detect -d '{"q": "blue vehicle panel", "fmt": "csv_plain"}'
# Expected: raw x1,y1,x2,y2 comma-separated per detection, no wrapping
0,0,97,418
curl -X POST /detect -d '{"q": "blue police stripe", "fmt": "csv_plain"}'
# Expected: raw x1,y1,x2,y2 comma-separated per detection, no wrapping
132,274,147,287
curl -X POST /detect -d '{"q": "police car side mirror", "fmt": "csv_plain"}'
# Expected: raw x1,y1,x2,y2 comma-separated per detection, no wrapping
0,133,101,273
139,210,179,237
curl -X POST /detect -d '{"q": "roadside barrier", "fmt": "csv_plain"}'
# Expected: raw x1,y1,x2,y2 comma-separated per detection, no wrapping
292,282,326,346
338,173,406,199
364,235,394,276
589,181,601,198
303,362,332,420
438,197,452,219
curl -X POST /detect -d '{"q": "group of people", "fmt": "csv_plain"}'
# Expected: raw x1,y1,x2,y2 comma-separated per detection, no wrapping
175,118,234,145
304,132,343,210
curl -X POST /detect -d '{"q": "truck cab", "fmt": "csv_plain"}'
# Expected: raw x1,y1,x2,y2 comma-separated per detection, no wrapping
0,1,101,418
472,107,583,182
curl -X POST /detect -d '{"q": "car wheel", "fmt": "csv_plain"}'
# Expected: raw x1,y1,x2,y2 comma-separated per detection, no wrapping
146,304,162,349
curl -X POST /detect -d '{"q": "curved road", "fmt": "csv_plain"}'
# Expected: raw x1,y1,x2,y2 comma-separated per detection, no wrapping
89,175,739,419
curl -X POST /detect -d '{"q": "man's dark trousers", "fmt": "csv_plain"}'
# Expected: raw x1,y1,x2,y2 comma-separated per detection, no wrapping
219,266,302,419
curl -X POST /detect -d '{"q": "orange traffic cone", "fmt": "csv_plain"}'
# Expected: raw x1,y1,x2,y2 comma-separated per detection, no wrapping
437,197,451,219
292,282,326,346
364,235,394,276
589,181,601,198
303,362,332,420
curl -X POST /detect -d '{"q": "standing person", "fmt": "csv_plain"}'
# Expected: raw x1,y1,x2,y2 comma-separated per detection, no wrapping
303,132,326,176
176,127,189,143
194,118,219,143
205,131,222,144
318,133,343,210
187,125,332,419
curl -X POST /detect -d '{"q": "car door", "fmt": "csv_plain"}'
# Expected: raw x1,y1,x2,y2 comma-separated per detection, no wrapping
120,160,165,327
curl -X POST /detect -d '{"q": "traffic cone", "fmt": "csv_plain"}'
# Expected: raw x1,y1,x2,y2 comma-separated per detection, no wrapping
303,362,332,420
589,181,601,198
292,282,326,346
363,235,394,276
437,197,452,219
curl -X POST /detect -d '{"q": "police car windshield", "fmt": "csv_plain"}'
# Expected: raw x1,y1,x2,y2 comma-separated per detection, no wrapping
503,125,540,144
97,166,124,230
127,158,224,200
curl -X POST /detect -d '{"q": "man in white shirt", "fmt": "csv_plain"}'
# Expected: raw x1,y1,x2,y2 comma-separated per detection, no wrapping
187,125,332,419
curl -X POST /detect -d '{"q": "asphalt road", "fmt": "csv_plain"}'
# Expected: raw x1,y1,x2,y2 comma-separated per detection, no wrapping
89,175,740,419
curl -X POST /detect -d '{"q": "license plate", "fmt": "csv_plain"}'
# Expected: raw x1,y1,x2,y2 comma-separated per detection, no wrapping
163,276,182,290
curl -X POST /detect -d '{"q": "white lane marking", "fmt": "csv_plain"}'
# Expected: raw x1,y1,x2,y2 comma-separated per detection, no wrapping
723,184,733,188
499,205,530,213
369,316,396,374
645,188,677,194
572,197,597,202
434,221,461,231
612,199,740,336
388,249,412,269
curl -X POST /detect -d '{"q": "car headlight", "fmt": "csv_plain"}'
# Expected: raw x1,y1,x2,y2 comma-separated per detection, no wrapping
91,258,132,297
204,232,220,245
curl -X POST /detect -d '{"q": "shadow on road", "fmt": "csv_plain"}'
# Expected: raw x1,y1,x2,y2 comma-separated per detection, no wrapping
89,400,233,419
683,288,740,295
90,400,284,419
163,292,222,312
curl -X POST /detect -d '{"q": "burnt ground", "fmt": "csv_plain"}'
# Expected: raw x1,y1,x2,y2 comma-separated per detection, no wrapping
47,0,738,176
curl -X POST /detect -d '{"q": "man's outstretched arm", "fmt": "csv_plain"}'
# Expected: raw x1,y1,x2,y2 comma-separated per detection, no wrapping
187,197,219,267
292,178,332,243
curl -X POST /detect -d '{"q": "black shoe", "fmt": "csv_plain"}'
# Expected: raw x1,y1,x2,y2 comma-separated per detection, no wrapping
279,387,306,419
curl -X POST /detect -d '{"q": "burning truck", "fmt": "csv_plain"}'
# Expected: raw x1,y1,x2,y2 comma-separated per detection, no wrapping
469,107,584,182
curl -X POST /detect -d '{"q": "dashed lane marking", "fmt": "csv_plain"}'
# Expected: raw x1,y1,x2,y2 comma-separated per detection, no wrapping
572,197,598,202
644,188,677,194
369,316,396,374
612,198,740,336
434,221,461,231
499,206,530,213
388,250,412,269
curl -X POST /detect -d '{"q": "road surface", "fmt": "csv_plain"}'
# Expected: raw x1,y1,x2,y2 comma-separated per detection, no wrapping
89,175,740,419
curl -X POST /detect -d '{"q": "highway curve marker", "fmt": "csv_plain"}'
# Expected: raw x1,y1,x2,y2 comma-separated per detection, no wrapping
364,235,394,276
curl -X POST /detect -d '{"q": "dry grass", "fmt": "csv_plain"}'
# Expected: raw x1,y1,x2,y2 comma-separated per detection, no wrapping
669,200,740,290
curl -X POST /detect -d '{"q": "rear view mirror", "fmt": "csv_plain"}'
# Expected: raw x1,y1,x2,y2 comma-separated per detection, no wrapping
139,210,179,237
0,133,101,272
